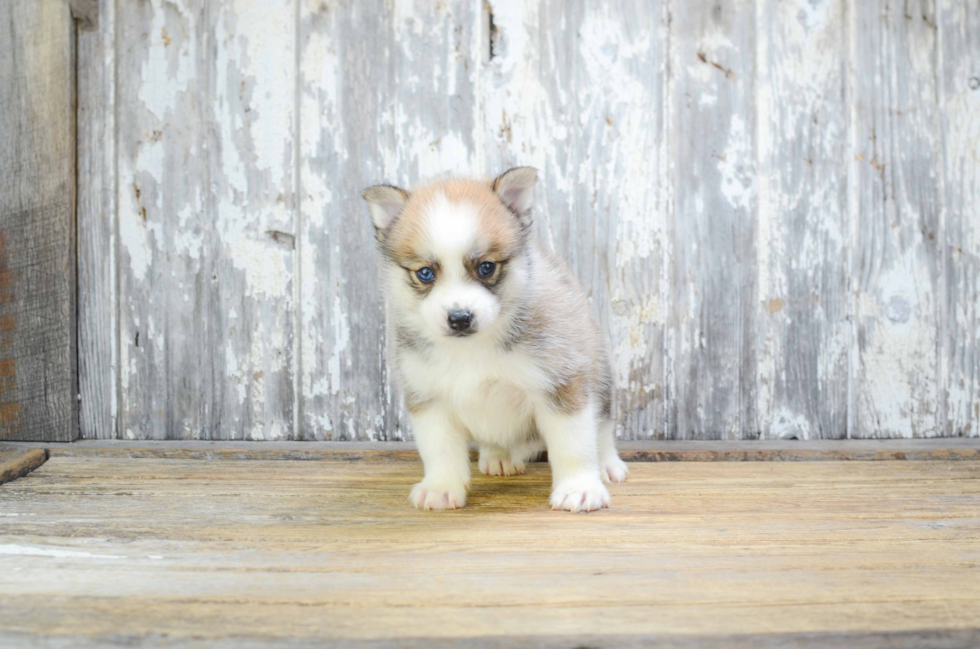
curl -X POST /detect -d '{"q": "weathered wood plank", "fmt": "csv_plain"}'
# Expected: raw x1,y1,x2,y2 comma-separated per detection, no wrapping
298,0,481,440
77,0,117,439
102,0,301,440
483,1,670,440
940,1,980,437
849,0,943,437
115,0,215,439
209,0,297,439
666,1,758,439
1,630,978,649
0,0,77,442
1,457,979,643
297,1,387,440
753,1,849,439
0,448,46,485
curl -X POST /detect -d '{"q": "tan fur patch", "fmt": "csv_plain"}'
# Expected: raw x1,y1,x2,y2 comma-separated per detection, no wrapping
384,179,523,267
549,373,589,413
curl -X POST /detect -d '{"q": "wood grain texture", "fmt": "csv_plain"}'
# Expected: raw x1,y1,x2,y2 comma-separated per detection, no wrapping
667,1,758,439
0,448,46,485
753,0,849,439
298,0,391,440
849,0,943,438
75,0,979,440
0,0,77,442
2,630,978,649
209,0,297,440
77,0,116,439
115,0,214,439
1,456,979,644
939,1,980,437
112,0,298,440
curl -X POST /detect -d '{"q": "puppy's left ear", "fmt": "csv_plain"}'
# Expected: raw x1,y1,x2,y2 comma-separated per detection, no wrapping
363,185,410,233
492,167,537,216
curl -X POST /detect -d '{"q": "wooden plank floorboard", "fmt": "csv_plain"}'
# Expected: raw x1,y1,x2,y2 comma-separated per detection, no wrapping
1,457,978,646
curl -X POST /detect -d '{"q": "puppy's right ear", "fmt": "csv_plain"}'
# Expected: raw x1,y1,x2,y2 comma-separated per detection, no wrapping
362,185,410,233
492,166,538,217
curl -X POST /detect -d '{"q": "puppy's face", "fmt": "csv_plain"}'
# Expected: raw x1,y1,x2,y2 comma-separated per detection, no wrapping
364,168,537,341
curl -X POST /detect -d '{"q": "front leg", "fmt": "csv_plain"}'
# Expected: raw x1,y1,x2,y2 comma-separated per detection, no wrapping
409,403,471,510
534,401,610,512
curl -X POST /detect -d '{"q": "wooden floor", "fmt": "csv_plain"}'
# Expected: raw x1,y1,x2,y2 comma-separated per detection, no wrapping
2,454,980,647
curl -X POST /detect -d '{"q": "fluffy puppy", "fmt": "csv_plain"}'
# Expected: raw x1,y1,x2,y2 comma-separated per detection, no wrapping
363,167,628,512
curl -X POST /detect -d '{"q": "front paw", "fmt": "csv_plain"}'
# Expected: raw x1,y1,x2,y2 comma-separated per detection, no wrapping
550,474,610,512
602,456,630,484
478,447,524,476
409,479,468,511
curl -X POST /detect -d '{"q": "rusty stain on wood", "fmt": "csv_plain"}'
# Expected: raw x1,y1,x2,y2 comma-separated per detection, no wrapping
0,456,979,644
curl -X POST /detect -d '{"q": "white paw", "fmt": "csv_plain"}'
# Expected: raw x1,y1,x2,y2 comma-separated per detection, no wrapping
550,474,610,512
601,456,629,484
478,448,524,476
409,479,468,510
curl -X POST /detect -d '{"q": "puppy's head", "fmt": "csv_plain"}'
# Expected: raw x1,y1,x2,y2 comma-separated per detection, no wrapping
363,167,537,340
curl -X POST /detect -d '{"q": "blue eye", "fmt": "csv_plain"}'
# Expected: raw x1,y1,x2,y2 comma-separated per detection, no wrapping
416,267,435,283
478,261,496,278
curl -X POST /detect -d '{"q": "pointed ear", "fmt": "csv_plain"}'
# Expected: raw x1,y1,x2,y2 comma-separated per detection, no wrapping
492,167,538,215
362,185,410,232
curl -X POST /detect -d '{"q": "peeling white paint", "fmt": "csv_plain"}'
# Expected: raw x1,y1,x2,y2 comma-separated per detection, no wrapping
327,296,350,396
718,114,755,211
764,408,813,440
227,237,290,299
137,0,196,121
87,0,976,442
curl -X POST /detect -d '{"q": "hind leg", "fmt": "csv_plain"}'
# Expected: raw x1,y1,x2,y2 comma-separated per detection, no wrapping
598,419,629,484
478,444,523,476
508,438,545,474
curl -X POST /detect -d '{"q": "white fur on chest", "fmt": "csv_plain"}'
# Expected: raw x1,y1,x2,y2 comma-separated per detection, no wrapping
399,341,546,446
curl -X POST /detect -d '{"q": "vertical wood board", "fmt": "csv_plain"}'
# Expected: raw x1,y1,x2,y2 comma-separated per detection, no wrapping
0,0,77,442
77,0,116,439
939,0,980,437
849,0,943,438
666,0,758,439
753,0,849,439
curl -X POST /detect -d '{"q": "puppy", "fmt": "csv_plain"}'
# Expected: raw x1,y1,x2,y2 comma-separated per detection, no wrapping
363,167,628,512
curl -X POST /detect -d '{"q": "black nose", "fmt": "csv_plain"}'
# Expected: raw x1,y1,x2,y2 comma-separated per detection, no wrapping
447,310,473,332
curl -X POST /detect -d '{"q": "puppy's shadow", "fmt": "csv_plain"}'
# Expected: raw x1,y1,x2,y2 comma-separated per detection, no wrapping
466,462,552,511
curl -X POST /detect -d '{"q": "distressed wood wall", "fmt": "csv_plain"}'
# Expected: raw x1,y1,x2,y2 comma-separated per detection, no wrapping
0,0,77,442
77,0,979,441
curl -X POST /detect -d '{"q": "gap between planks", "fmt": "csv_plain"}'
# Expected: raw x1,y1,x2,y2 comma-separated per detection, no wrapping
1,439,978,463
